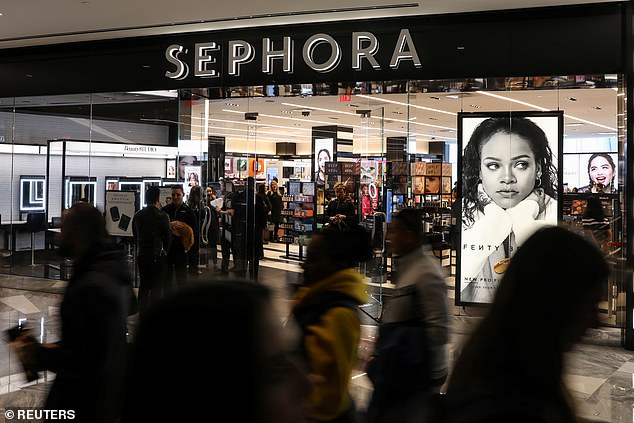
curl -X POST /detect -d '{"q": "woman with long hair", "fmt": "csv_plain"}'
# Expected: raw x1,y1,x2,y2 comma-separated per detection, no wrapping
461,116,558,303
445,227,608,422
578,153,616,194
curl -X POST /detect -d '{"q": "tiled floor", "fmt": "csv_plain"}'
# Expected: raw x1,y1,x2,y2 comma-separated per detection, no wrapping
0,243,633,422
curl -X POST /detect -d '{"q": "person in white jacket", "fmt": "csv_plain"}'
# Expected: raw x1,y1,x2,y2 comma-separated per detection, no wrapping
461,116,558,303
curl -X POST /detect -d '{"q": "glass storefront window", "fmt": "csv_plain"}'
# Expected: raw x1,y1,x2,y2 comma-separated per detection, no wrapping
0,74,625,325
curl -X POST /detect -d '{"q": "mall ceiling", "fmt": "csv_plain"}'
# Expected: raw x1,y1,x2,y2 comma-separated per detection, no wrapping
0,0,621,49
0,1,621,145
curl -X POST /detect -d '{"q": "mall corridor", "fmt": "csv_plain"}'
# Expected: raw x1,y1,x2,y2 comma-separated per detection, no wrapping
0,243,633,422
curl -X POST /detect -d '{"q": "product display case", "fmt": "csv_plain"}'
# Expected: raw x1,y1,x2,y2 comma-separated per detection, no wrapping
280,181,315,260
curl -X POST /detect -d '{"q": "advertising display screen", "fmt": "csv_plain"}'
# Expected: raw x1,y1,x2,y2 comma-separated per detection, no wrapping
458,111,562,305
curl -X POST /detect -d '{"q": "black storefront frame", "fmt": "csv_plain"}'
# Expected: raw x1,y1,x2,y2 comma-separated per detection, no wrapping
0,1,632,346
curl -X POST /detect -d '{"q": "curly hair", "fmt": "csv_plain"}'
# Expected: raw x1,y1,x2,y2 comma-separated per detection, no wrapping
462,116,558,228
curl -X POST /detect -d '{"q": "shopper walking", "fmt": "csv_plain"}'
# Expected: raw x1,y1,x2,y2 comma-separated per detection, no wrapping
366,208,449,423
18,203,131,423
444,227,608,423
290,224,373,423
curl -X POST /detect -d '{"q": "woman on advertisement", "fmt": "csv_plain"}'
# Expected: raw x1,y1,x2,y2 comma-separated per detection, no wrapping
461,115,558,303
577,153,617,194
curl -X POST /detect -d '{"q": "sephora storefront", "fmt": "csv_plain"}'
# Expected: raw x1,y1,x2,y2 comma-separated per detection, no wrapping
1,3,633,344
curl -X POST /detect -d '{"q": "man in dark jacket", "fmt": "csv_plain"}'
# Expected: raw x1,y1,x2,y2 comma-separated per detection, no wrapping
162,184,198,288
326,182,356,228
23,203,131,423
133,186,172,316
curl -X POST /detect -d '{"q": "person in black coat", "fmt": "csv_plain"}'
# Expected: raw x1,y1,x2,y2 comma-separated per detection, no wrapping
326,182,356,228
19,203,131,423
267,180,283,242
133,186,172,316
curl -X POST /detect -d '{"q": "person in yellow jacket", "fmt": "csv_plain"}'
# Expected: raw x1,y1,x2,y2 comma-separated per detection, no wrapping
291,225,373,423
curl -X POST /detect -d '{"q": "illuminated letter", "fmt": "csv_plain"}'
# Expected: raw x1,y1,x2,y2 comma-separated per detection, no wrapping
262,37,293,74
195,42,220,78
165,44,189,80
389,29,422,69
302,34,341,73
352,32,380,70
228,40,255,77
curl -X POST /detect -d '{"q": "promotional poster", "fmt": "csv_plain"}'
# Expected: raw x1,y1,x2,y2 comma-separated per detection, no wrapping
105,191,137,237
458,111,561,304
563,152,618,194
314,138,334,185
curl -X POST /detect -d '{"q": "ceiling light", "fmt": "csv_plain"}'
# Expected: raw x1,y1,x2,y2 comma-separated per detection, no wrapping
446,95,460,99
565,97,578,102
566,123,584,127
356,94,456,116
476,90,616,131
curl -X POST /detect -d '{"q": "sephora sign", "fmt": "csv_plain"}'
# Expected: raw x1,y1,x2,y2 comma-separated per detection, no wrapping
165,29,421,80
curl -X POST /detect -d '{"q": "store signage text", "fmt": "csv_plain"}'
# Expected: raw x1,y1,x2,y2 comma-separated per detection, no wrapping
165,29,421,80
124,145,158,153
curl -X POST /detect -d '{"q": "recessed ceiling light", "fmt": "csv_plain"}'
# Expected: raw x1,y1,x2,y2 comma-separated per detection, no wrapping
565,97,578,102
446,94,460,99
0,13,4,16
469,104,480,109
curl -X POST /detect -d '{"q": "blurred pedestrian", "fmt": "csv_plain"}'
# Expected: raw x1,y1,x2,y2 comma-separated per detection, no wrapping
132,186,171,317
444,226,609,423
22,203,132,423
366,208,449,423
122,280,311,423
581,195,612,252
290,225,373,422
